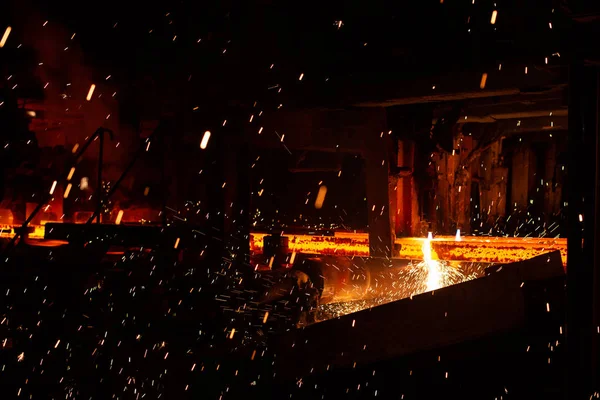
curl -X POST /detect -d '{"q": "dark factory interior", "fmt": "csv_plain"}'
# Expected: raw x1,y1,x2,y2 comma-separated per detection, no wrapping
0,0,599,399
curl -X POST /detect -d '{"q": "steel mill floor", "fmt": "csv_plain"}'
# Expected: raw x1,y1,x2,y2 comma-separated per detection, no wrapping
256,252,567,399
0,234,567,399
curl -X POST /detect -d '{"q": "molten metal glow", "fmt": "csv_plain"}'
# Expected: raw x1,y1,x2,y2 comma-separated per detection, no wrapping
316,251,477,321
250,233,567,265
422,235,442,291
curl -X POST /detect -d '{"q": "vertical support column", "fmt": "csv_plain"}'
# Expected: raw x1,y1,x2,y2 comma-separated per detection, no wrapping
456,135,473,234
96,132,104,223
365,151,392,258
594,70,600,397
588,67,600,391
222,115,251,263
396,140,415,237
543,142,559,217
364,122,393,258
510,146,530,211
157,118,176,226
566,62,599,399
206,123,226,245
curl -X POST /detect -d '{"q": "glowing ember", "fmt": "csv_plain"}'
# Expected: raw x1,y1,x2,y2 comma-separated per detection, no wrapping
200,130,211,149
63,183,72,198
491,10,498,25
115,210,124,225
0,26,11,48
49,180,57,195
314,185,327,209
86,84,96,101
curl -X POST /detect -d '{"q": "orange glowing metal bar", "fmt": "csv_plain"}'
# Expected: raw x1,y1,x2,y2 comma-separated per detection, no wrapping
262,312,269,324
229,328,235,339
249,233,567,266
200,131,211,149
174,238,181,249
67,167,76,181
86,84,96,101
0,26,11,48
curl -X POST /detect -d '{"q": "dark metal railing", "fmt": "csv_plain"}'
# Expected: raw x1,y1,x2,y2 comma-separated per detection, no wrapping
2,127,113,252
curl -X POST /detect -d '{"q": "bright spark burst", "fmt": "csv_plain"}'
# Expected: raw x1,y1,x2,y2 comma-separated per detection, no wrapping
317,237,479,320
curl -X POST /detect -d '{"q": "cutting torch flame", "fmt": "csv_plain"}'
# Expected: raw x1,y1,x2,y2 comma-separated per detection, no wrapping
422,233,442,291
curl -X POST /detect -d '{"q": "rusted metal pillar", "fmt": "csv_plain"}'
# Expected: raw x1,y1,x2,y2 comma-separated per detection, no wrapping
396,140,415,237
362,122,394,258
